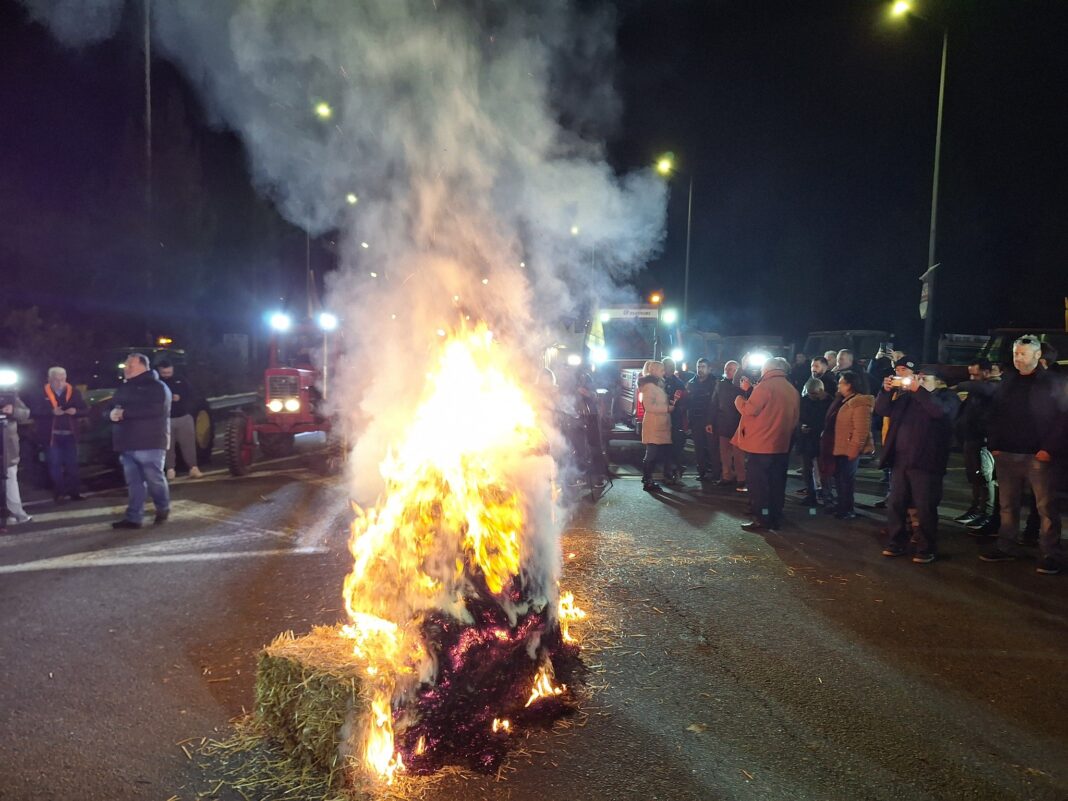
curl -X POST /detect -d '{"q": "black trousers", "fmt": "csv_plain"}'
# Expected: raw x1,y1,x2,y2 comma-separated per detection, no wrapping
642,444,672,484
885,467,943,555
745,452,789,529
689,417,719,477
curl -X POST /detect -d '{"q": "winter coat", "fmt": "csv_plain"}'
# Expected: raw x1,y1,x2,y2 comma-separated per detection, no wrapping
664,373,686,429
711,377,743,438
2,396,30,469
160,375,196,419
29,383,88,445
110,370,172,453
797,394,831,458
954,378,997,443
731,368,800,455
987,369,1067,456
686,375,716,423
832,392,875,459
639,379,672,445
875,386,959,473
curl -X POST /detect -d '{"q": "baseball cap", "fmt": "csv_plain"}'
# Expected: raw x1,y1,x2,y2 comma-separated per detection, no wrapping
894,356,917,371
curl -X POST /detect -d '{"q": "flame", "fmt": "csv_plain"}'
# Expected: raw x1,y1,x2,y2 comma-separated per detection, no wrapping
558,590,587,644
341,324,554,781
492,718,512,733
524,664,565,708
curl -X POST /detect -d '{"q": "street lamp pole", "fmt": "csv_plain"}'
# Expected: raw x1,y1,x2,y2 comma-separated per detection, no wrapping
922,28,947,364
684,176,694,325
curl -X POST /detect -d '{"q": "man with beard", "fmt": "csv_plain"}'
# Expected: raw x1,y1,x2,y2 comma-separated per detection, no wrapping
686,358,719,481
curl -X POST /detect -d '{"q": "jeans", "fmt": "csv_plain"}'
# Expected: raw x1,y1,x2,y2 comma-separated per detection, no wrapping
834,456,859,515
994,453,1061,559
885,467,943,556
745,452,788,528
4,464,28,520
120,449,170,523
962,439,995,515
48,435,80,497
690,419,719,477
642,444,672,485
165,414,198,471
801,454,822,497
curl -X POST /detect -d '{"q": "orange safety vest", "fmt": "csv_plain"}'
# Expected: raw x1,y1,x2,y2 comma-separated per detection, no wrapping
44,383,74,445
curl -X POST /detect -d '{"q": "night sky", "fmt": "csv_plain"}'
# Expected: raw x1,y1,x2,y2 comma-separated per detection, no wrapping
2,0,1066,359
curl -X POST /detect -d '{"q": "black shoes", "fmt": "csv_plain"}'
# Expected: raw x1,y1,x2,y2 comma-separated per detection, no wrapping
912,552,936,564
834,512,857,520
979,549,1015,563
741,521,768,533
881,546,906,557
1036,557,1062,575
112,520,142,530
69,493,85,502
154,510,170,525
954,509,980,524
642,482,661,493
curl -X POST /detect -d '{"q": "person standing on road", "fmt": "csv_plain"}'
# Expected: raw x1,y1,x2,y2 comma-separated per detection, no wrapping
876,366,959,563
833,349,870,394
830,372,874,520
2,391,33,524
953,359,998,532
155,359,203,481
686,358,719,481
797,378,831,506
732,357,800,532
710,360,745,490
29,366,87,504
639,363,674,493
661,358,686,484
109,353,172,529
980,336,1067,574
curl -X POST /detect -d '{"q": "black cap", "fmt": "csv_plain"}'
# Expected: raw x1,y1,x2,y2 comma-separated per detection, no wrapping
894,356,917,371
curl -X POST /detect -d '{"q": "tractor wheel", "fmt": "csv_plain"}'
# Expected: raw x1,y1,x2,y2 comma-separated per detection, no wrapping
226,412,253,476
259,433,296,458
194,406,215,465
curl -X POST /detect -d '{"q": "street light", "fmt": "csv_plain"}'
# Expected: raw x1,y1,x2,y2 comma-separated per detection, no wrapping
654,152,695,326
890,0,947,363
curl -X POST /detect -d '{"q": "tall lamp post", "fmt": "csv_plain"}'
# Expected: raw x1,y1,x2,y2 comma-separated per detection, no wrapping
655,154,694,325
891,0,948,363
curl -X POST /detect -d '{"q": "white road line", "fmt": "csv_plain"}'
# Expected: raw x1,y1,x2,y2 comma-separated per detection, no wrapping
0,547,327,574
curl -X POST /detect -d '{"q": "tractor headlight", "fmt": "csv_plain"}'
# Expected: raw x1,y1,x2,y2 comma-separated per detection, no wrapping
283,398,301,412
267,399,284,413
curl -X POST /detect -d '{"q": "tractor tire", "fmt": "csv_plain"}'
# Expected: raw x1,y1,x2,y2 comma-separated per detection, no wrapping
259,433,296,458
194,406,215,465
226,413,253,476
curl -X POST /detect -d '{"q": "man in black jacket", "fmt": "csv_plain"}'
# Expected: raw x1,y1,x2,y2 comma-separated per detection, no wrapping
953,359,998,531
980,336,1067,574
876,367,959,563
687,358,720,481
109,353,172,529
709,361,746,489
156,359,203,480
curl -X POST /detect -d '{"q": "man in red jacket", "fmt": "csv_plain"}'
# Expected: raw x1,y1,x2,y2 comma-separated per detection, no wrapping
732,357,800,532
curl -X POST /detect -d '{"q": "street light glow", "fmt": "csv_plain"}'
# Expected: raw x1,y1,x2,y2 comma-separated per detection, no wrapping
346,193,358,205
661,308,678,325
649,292,663,305
891,0,911,16
670,348,684,363
566,353,582,367
656,156,674,175
314,101,333,119
268,311,292,332
570,225,580,236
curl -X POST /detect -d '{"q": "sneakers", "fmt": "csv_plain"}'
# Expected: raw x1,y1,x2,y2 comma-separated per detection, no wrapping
741,521,768,533
1036,557,1062,575
881,546,906,558
912,552,936,564
873,499,887,509
642,482,661,493
834,511,857,520
112,519,142,530
965,514,993,531
734,483,748,493
10,513,32,524
188,466,204,479
154,510,170,525
166,468,176,480
979,549,1015,563
954,510,980,524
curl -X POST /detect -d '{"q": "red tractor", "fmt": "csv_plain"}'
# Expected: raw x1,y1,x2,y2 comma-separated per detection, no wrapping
225,311,336,475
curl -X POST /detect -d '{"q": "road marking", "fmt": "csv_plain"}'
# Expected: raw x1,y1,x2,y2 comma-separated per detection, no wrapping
0,547,327,574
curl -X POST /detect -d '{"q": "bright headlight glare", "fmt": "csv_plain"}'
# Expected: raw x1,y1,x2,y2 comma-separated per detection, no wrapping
283,398,301,412
267,399,284,413
0,368,19,388
269,312,292,332
317,311,339,331
566,353,582,367
670,348,684,362
748,352,770,368
590,346,608,364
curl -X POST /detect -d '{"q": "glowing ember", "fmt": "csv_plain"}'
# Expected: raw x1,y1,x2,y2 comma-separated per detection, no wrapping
340,323,582,782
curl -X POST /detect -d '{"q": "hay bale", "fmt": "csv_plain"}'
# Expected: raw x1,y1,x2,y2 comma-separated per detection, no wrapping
255,625,366,785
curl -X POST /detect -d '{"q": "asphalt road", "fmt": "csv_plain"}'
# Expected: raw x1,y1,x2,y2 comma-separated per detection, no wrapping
1,448,1066,801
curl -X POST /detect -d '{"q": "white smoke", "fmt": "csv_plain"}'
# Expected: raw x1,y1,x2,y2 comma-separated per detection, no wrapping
25,0,665,569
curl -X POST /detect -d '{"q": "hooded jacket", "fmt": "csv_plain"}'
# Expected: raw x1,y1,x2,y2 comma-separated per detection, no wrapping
731,368,800,455
110,370,172,453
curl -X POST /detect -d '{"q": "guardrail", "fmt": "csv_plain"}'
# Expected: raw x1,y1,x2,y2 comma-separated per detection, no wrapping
206,392,258,412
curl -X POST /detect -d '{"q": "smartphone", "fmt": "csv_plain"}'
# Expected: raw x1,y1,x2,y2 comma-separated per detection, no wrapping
890,376,912,388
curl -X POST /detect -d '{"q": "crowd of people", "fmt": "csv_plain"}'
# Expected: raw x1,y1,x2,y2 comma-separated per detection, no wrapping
1,355,203,530
634,335,1068,575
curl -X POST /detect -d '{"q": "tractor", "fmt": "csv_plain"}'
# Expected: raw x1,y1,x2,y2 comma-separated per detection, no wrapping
225,311,337,475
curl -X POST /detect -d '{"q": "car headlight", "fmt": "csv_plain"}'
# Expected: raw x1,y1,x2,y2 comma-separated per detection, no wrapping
283,398,301,412
267,399,284,413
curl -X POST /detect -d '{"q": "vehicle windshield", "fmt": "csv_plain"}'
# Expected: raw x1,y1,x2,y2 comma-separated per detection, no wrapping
602,318,657,361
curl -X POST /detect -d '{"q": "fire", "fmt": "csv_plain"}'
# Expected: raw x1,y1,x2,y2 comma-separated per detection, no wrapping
491,718,512,733
558,590,587,644
524,664,566,708
340,323,562,782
